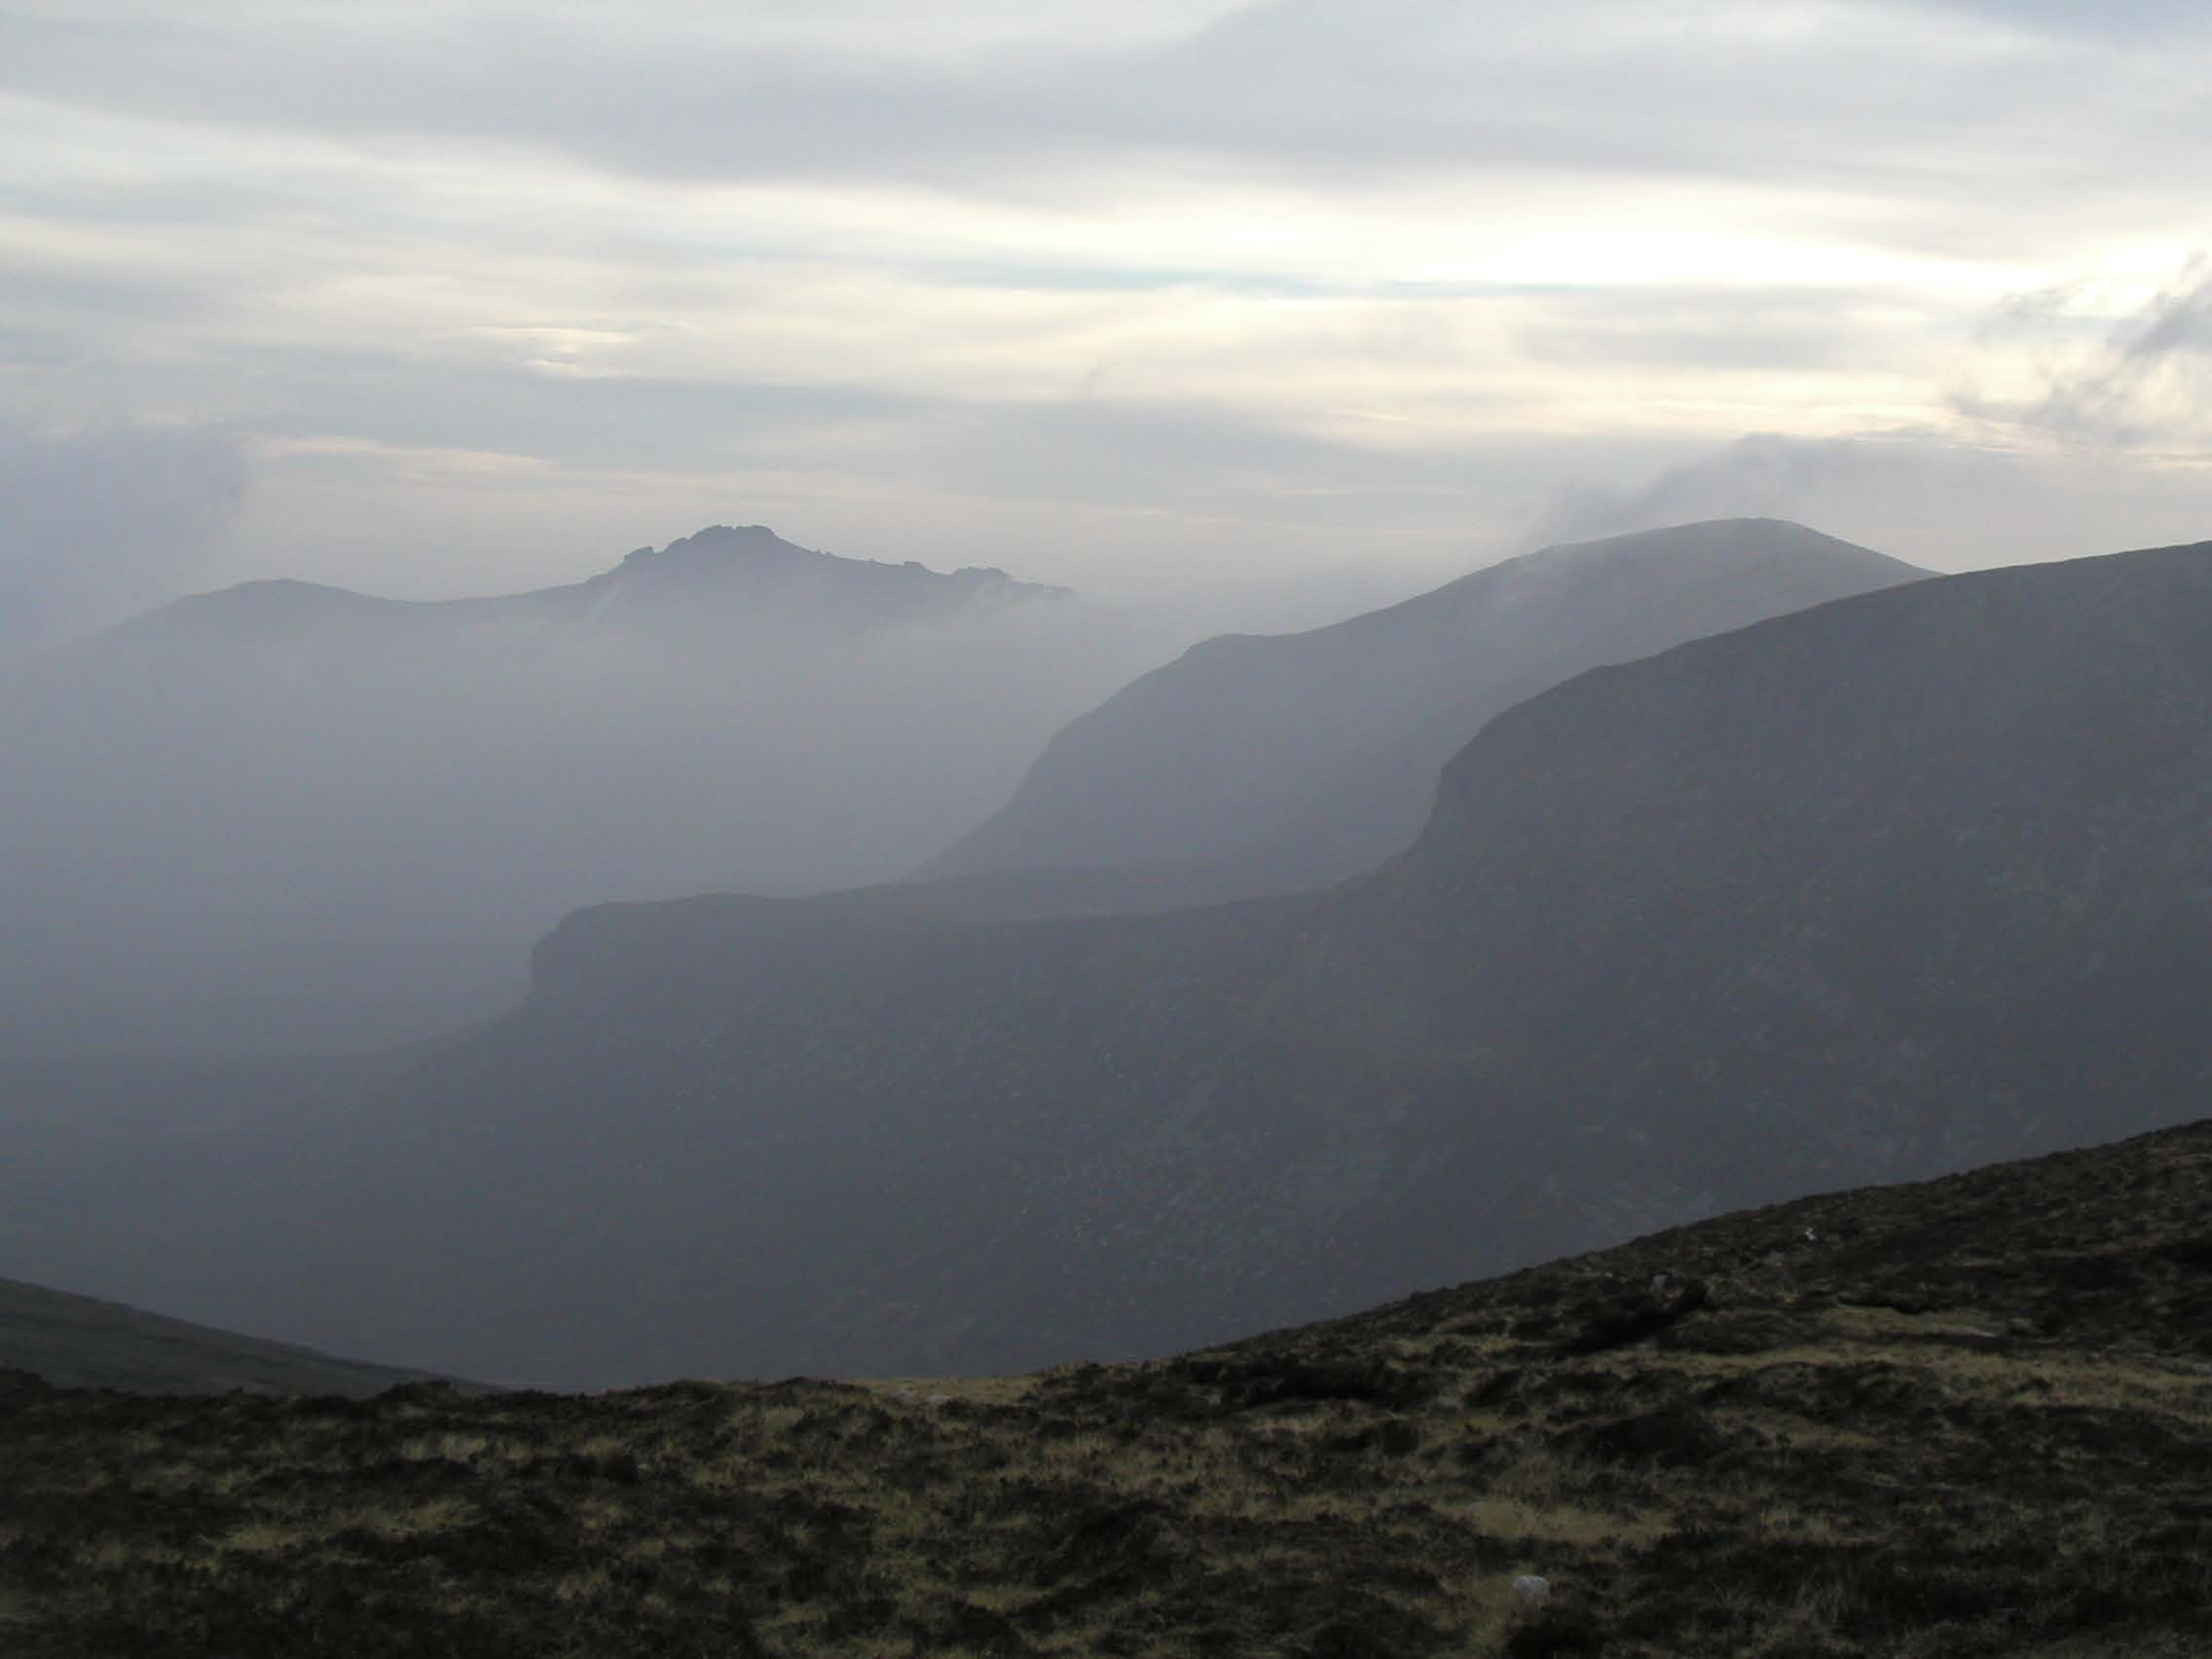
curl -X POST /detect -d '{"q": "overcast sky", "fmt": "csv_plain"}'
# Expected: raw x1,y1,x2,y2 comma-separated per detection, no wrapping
3,0,2208,649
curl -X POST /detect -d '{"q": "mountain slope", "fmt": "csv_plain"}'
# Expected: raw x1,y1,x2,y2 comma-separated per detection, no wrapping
0,525,1145,1055
924,518,1925,895
12,537,2209,1388
0,1276,460,1396
6,1120,2210,1657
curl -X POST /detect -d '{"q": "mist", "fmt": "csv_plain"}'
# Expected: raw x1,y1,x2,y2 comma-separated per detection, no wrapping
0,421,248,659
0,526,1181,1056
6,4,2212,1648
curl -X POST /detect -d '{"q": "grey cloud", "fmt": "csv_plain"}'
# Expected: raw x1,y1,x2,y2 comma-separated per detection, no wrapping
2119,261,2212,363
1957,257,2212,446
1904,0,2208,39
0,265,229,337
1535,433,1906,546
894,394,1582,540
0,422,248,657
238,350,927,474
1512,288,1908,372
250,352,1499,522
0,0,2183,203
1536,424,2212,574
905,398,1372,505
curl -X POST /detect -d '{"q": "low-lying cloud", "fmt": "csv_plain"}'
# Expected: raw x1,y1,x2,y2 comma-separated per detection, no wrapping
1964,257,2212,447
0,421,248,658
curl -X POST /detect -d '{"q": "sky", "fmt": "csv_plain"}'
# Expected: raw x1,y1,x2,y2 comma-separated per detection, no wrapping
2,0,2209,651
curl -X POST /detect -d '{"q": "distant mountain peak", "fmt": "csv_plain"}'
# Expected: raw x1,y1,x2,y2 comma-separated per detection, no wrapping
1472,519,1917,599
606,526,1067,605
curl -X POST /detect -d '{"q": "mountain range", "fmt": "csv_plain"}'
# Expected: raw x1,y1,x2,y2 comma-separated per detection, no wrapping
922,518,1925,903
13,531,2206,1388
0,525,1145,1056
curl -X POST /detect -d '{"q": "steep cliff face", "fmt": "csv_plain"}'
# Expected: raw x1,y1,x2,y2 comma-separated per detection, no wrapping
14,538,2209,1389
1380,535,2212,1162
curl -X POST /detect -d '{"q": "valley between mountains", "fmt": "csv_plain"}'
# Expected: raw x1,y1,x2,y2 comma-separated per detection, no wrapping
0,526,1140,1056
16,11,2212,1655
6,527,2208,1390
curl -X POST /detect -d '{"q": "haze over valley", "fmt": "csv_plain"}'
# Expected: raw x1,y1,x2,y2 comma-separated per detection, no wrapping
6,4,2212,1653
8,527,2210,1391
0,525,1170,1054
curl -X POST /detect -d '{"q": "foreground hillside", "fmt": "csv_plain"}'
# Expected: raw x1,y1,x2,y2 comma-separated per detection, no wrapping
0,1276,454,1397
6,1123,2209,1658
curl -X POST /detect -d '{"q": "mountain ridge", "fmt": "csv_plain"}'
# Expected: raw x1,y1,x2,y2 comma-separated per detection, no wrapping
923,517,1926,900
0,522,1133,1057
18,536,2207,1387
80,523,1070,647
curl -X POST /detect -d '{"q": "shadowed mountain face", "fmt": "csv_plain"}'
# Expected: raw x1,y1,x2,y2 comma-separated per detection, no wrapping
0,1276,461,1397
0,526,1152,1055
8,538,2207,1389
923,519,1926,900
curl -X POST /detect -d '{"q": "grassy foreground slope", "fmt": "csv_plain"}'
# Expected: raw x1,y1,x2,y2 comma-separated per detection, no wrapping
0,1276,453,1397
6,1121,2210,1658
